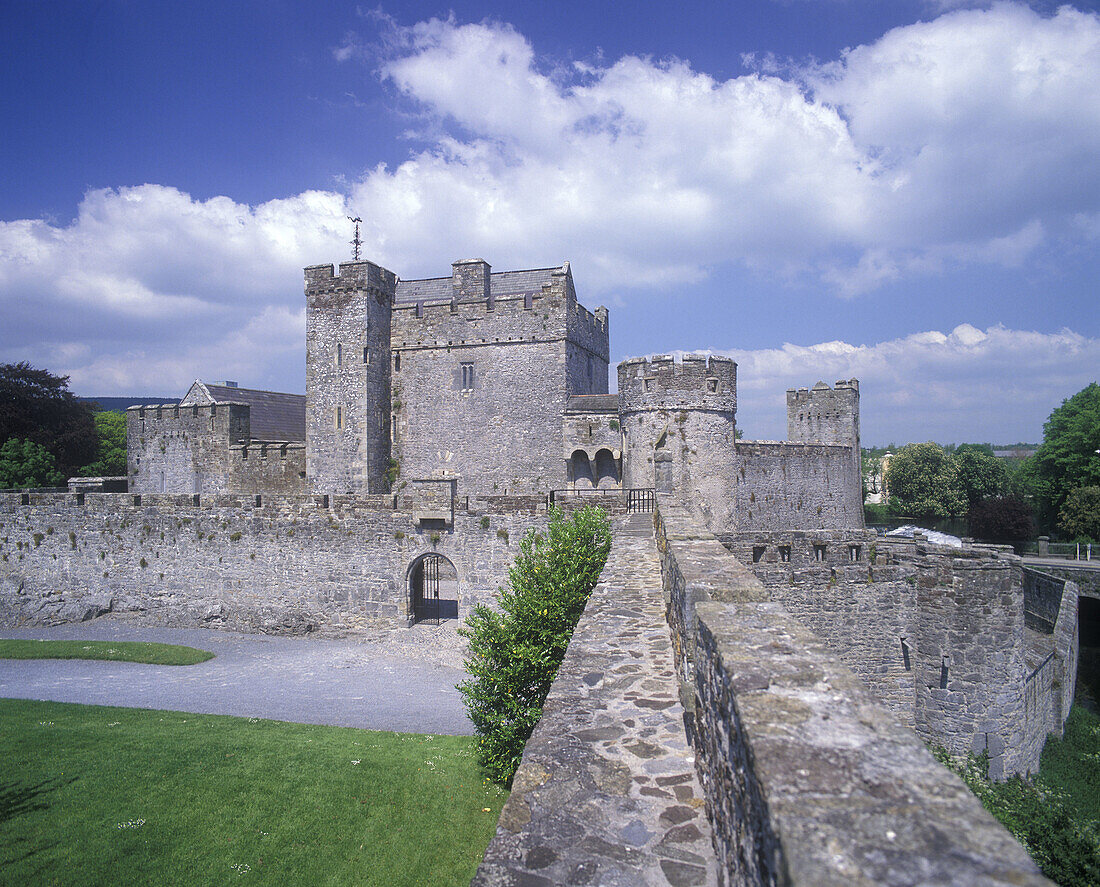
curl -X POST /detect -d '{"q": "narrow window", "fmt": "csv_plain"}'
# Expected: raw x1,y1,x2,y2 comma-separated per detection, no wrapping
644,378,653,392
336,343,342,366
779,545,791,563
363,347,370,364
813,544,827,562
461,362,474,391
524,293,533,310
336,406,343,429
849,545,862,562
707,378,718,393
752,546,765,563
394,353,401,372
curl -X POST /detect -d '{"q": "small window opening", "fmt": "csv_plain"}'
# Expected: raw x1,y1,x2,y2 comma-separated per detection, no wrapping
524,293,533,309
461,362,474,391
336,406,343,429
363,347,370,364
779,545,791,563
192,404,198,418
752,545,766,563
707,378,718,393
255,495,262,508
336,343,342,366
241,448,248,460
416,301,424,317
813,543,827,562
394,353,401,372
644,378,653,392
849,545,862,562
900,638,911,671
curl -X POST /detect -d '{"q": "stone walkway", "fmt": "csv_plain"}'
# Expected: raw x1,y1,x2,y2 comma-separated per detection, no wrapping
0,618,472,734
474,513,718,886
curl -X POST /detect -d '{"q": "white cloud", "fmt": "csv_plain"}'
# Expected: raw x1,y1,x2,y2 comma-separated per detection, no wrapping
2,3,1099,400
719,324,1100,444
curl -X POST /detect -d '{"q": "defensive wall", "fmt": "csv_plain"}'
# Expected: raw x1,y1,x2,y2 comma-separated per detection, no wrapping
718,529,1078,778
476,502,1050,885
0,491,570,634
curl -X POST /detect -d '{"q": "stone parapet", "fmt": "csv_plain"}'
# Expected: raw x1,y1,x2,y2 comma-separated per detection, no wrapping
655,503,1050,886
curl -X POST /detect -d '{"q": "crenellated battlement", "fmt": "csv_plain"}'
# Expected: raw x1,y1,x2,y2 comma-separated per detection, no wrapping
304,260,397,295
617,353,737,414
786,378,860,449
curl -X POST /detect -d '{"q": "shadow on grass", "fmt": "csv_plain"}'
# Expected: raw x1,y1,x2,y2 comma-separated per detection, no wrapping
0,775,75,823
0,776,75,868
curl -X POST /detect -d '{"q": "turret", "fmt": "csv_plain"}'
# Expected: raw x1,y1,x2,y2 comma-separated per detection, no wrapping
305,260,396,494
617,354,737,531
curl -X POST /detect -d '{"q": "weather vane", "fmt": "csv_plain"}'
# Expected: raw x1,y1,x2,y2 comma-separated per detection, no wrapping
348,216,363,261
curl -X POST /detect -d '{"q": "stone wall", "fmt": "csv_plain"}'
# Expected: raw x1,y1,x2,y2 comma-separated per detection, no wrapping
731,441,864,531
655,503,1051,886
128,402,249,494
0,492,546,634
719,529,1076,777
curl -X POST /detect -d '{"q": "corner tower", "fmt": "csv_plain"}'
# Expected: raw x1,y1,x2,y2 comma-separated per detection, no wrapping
305,260,396,494
618,354,737,531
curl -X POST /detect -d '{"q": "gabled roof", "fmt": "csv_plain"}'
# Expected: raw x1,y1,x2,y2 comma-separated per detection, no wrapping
181,381,306,441
394,267,559,303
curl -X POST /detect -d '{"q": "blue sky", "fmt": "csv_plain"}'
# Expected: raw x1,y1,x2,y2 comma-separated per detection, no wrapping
2,0,1098,445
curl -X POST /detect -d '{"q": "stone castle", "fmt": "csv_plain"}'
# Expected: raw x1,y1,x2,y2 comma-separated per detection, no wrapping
126,257,863,536
0,256,1081,884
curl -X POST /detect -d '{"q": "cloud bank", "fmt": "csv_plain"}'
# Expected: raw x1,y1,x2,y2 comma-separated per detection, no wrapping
0,2,1097,443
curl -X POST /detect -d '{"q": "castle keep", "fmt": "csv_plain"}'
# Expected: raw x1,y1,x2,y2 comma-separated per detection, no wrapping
128,257,862,535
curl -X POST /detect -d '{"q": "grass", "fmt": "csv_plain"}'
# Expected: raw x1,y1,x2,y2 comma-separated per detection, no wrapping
0,639,214,665
1039,702,1100,824
0,699,506,887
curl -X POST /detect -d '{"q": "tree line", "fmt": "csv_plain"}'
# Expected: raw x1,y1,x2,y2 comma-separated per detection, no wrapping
0,362,126,488
865,382,1100,544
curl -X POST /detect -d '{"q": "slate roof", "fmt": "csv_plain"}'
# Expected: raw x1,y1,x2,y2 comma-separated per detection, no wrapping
566,394,620,413
394,267,558,303
183,381,306,441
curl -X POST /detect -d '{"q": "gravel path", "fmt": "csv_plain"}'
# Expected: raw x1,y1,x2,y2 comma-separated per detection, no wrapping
0,616,473,735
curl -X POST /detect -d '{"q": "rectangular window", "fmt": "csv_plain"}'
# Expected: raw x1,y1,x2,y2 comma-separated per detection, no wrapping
849,545,862,562
752,545,765,563
813,543,827,562
335,406,343,429
363,347,370,364
336,343,342,366
461,362,475,391
707,378,719,393
779,545,791,563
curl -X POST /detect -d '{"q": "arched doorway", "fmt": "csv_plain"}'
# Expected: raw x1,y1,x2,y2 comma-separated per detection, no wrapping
570,450,594,488
594,448,620,488
407,553,460,625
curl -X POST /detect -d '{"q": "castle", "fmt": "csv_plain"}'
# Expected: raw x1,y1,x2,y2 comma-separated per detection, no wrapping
127,257,863,536
0,256,1079,794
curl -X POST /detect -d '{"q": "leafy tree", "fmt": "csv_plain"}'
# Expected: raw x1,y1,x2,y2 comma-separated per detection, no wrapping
954,443,1008,508
884,442,967,519
0,362,96,475
1059,486,1100,543
78,411,127,477
458,506,611,785
1031,383,1100,533
0,438,65,488
968,496,1035,542
861,451,884,500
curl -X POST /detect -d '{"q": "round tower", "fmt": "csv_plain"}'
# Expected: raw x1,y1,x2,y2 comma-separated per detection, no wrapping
305,260,395,494
617,354,737,531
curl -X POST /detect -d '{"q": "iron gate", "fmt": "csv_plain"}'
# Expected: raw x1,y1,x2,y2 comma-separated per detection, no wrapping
412,554,442,626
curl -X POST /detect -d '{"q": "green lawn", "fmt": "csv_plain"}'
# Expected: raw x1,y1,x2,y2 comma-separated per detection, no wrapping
0,639,214,665
0,699,505,887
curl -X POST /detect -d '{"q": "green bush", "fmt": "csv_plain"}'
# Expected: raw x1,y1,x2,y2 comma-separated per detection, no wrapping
932,747,1100,886
458,505,611,785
